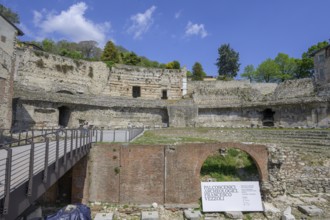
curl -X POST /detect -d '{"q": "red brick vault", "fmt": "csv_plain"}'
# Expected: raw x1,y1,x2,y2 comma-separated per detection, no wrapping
72,143,268,205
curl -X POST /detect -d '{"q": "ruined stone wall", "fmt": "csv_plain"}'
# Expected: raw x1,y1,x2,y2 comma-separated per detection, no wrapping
11,48,330,129
314,46,330,96
168,103,324,129
266,145,330,199
182,79,329,128
14,50,186,100
273,78,315,99
0,21,17,129
109,64,186,100
75,142,329,205
13,99,168,130
0,50,13,128
68,105,168,129
12,100,61,130
196,107,262,128
0,16,18,56
188,80,264,107
188,79,317,107
15,49,110,95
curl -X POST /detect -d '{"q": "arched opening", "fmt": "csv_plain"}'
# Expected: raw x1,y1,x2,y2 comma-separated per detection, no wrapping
262,108,275,127
200,148,259,182
58,106,70,127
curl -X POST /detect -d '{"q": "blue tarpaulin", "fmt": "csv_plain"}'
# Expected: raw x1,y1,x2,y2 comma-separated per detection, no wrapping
46,204,91,220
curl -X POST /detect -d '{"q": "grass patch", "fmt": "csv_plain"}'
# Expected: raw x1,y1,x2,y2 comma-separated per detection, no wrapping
201,148,259,181
132,130,217,144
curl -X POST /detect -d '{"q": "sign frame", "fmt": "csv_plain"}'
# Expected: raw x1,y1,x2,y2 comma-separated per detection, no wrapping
201,181,264,212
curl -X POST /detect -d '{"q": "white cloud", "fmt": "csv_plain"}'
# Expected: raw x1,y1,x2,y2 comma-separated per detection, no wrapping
127,5,156,39
33,2,111,46
174,10,182,19
185,21,208,38
18,23,33,37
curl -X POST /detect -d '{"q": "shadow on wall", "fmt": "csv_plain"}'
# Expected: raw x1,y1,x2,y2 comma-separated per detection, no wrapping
11,98,36,132
58,106,71,128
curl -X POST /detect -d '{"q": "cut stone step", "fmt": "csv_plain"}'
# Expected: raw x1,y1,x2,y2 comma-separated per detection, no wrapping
94,212,114,220
184,210,202,220
141,211,159,220
298,205,324,216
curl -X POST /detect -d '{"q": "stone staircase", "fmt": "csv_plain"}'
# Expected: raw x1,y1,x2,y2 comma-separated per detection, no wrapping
240,129,330,154
149,128,330,155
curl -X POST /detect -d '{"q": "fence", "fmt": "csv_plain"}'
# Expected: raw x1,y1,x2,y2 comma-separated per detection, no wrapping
0,127,145,146
0,127,145,217
97,128,144,143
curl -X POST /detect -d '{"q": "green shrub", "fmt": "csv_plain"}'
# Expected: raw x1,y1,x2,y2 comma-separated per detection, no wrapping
201,149,258,181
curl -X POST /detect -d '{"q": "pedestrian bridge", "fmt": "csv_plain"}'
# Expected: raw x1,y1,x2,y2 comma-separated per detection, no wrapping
0,128,143,220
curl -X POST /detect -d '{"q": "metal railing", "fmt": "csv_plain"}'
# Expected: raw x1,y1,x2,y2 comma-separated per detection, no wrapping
0,128,96,218
101,128,144,142
0,127,144,219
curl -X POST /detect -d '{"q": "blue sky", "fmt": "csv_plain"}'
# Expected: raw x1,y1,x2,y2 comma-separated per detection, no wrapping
1,0,330,77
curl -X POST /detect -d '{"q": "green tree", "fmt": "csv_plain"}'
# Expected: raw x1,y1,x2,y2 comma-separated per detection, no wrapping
122,52,141,65
296,41,329,78
77,40,99,59
59,49,83,59
255,59,280,82
186,71,192,77
165,60,181,69
0,4,19,24
294,58,313,79
216,44,240,80
101,40,120,63
274,53,297,81
41,39,57,53
241,65,256,82
192,62,205,81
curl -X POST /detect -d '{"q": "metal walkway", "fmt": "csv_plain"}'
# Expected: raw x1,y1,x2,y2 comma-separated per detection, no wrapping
0,128,144,220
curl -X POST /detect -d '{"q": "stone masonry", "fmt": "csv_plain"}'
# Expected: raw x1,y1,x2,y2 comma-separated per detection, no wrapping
11,48,330,130
0,15,23,129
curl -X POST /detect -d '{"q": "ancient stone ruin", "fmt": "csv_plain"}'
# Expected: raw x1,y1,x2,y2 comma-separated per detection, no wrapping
4,45,329,131
1,13,330,219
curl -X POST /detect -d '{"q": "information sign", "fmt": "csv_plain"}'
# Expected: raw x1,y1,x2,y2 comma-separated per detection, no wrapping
201,181,263,212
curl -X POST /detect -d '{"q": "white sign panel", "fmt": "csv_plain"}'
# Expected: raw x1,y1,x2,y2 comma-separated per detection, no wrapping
201,181,263,212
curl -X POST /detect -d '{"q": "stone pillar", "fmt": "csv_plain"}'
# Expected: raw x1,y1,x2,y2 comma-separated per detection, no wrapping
167,105,198,127
312,109,318,125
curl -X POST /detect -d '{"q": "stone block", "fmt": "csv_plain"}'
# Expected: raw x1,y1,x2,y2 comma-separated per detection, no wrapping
141,211,159,220
224,211,243,219
183,209,202,220
94,213,114,220
298,205,324,216
281,207,295,220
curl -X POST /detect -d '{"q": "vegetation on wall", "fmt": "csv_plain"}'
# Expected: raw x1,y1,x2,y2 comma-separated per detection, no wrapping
35,59,45,68
55,64,74,74
101,40,169,69
0,4,19,24
200,148,259,181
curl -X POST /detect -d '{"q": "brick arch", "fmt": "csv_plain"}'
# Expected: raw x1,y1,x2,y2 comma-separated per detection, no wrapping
164,142,269,204
197,143,268,182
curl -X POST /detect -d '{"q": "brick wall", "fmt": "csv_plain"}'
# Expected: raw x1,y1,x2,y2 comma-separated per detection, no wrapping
74,143,268,205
